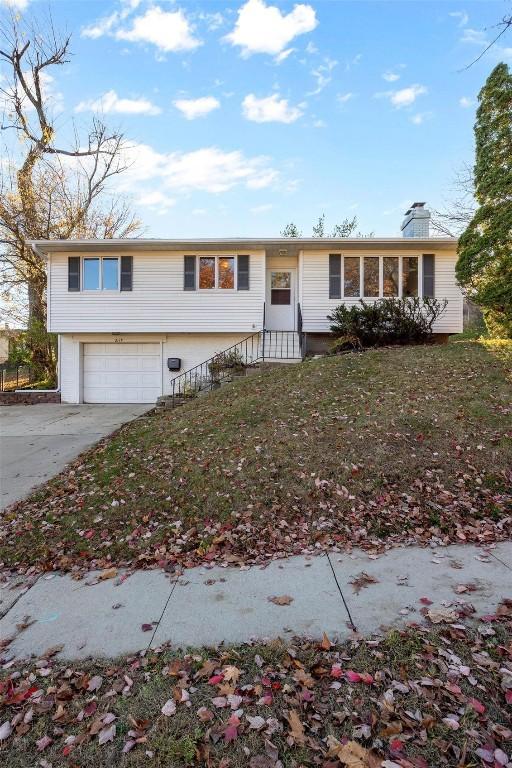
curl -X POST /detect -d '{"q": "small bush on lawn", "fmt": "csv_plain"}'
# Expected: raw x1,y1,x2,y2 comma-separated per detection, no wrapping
328,297,447,348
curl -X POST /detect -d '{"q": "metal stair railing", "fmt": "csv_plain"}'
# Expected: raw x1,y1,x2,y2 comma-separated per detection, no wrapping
168,331,262,407
165,304,307,408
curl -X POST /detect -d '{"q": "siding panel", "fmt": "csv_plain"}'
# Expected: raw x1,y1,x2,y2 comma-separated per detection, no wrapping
301,249,463,334
49,251,265,333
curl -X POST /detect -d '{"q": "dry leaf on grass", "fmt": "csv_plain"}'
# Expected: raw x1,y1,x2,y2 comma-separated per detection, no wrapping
328,736,381,767
350,572,379,594
161,699,176,717
268,595,294,606
286,709,305,744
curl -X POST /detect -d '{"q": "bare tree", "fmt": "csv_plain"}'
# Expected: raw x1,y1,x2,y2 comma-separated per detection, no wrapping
465,6,512,69
430,163,475,237
0,13,141,377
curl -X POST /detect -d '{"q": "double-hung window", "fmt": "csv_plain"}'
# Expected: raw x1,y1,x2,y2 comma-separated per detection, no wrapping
83,257,120,290
199,256,235,290
341,255,419,299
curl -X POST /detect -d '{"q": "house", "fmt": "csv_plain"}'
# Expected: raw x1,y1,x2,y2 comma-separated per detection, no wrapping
30,203,462,405
0,326,24,365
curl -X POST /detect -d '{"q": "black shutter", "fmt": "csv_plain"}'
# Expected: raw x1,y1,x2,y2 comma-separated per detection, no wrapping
184,256,196,290
237,255,250,290
68,256,80,292
120,255,133,291
423,254,435,298
329,254,341,299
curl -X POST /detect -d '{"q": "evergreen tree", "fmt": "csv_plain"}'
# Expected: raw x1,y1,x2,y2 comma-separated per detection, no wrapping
456,63,512,337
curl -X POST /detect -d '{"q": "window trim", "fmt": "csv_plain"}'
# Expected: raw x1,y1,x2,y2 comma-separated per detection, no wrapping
82,256,120,292
197,255,237,291
341,255,423,300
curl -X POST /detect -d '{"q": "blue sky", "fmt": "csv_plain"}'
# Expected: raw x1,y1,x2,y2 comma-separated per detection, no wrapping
2,0,511,237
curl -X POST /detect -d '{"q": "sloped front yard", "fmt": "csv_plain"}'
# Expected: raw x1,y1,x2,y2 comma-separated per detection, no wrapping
0,340,511,573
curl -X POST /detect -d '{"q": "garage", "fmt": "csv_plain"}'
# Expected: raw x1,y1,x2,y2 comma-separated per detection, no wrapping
83,343,161,404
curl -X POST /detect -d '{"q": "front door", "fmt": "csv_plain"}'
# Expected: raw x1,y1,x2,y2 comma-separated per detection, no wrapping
265,269,296,330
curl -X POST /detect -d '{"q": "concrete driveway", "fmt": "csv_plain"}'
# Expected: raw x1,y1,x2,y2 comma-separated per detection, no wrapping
0,404,152,511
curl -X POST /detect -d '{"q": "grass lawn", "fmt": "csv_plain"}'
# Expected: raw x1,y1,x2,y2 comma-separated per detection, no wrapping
1,613,512,767
0,339,511,573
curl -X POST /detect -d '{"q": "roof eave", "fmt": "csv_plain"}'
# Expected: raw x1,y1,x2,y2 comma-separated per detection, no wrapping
30,236,458,256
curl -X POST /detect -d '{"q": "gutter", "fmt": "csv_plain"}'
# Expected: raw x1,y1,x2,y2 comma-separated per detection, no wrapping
30,241,48,261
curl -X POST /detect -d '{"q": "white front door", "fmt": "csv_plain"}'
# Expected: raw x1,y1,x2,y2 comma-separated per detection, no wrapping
265,268,296,331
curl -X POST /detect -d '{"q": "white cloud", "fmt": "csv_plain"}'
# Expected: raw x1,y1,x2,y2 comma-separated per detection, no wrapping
173,96,220,119
460,28,487,45
82,0,141,39
308,57,337,95
410,111,431,125
198,11,225,31
251,203,273,214
345,52,362,72
337,92,353,104
136,190,176,214
377,84,427,108
459,96,475,108
225,0,317,57
75,90,161,115
382,71,400,82
82,11,121,39
275,48,295,63
313,118,326,128
116,6,201,52
1,0,29,8
242,93,303,123
305,41,318,54
118,143,279,195
450,10,469,27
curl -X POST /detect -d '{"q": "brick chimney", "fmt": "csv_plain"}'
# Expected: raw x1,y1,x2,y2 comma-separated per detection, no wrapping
401,202,430,238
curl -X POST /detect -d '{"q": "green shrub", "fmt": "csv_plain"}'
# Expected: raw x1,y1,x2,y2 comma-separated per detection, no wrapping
328,297,447,348
208,348,246,376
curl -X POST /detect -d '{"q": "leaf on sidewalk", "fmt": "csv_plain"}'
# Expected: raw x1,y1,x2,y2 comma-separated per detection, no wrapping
268,595,294,606
350,572,379,594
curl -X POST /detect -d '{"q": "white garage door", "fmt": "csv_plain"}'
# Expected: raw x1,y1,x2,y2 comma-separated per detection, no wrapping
83,343,161,403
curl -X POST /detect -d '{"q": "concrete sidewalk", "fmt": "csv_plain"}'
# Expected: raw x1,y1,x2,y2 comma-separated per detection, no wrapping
1,541,511,661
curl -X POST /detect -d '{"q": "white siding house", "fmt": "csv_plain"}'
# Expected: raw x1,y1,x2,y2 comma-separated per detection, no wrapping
32,207,463,404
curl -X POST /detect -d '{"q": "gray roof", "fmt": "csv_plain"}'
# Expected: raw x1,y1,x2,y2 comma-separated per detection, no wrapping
30,236,457,258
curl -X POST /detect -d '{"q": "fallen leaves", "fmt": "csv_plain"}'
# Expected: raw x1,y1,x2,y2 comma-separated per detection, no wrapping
286,709,305,745
0,586,512,767
98,722,116,745
267,595,294,606
1,342,511,576
350,571,379,594
426,607,459,624
328,737,381,767
161,699,176,717
99,567,118,581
